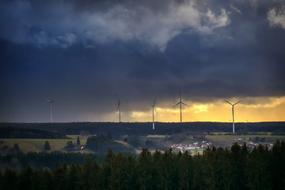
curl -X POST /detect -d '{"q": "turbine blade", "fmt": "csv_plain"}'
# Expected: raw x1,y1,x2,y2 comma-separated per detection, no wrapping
117,100,120,110
47,99,54,103
175,102,180,106
224,100,233,105
152,99,156,107
233,100,241,105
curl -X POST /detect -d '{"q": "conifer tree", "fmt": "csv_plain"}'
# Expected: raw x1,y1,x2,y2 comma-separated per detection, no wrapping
44,141,51,151
76,136,81,146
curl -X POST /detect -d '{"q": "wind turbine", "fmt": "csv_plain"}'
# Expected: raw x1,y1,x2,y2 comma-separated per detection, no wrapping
225,100,240,134
47,99,54,123
151,99,156,130
175,93,187,123
117,99,121,123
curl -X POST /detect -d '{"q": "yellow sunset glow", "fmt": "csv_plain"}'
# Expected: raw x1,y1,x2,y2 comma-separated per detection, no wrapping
128,96,285,122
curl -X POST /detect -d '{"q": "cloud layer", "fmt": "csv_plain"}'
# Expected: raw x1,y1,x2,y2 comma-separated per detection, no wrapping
0,0,232,50
268,6,285,29
1,0,285,121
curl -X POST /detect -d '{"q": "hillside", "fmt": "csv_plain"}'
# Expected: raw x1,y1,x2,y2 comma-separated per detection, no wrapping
0,122,284,136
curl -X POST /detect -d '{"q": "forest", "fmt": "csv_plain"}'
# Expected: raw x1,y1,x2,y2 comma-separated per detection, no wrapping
0,141,284,190
1,122,285,137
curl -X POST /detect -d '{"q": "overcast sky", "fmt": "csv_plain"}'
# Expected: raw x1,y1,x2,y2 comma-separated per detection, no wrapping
1,0,285,122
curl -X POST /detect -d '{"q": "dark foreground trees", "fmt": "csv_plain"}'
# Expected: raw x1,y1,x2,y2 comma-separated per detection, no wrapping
0,141,285,190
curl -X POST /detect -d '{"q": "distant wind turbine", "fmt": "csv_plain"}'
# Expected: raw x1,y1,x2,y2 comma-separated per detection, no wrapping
175,93,187,123
47,99,54,123
225,100,241,134
151,99,156,130
117,99,121,123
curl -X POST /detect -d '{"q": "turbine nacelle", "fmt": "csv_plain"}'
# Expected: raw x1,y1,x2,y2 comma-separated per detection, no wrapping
225,100,240,106
47,99,55,104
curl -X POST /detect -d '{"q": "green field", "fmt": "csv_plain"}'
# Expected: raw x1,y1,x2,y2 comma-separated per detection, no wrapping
1,134,285,154
0,135,88,153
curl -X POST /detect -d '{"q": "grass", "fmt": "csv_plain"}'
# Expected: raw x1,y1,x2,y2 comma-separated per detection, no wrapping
0,135,89,153
1,134,284,153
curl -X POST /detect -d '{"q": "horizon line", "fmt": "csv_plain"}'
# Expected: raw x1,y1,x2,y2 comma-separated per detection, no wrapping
1,121,285,124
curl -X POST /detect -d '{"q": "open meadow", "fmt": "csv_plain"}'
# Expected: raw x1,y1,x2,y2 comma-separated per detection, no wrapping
1,132,284,154
0,135,88,153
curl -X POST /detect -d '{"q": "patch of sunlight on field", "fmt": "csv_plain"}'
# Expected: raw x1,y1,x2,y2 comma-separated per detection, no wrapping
183,148,204,156
67,135,88,145
146,135,168,139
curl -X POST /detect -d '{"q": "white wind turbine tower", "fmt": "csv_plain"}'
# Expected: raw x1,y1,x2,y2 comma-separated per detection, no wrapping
47,99,55,123
117,99,121,123
151,99,156,130
175,93,187,123
225,100,241,134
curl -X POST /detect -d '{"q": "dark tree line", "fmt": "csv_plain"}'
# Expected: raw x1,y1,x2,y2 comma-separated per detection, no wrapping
0,152,97,169
0,141,285,190
1,122,285,136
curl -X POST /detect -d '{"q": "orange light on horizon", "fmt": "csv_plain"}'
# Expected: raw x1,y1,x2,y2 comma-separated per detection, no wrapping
126,96,285,122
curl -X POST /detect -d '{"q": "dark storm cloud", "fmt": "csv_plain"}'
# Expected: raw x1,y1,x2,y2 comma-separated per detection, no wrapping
0,0,232,50
0,0,285,121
